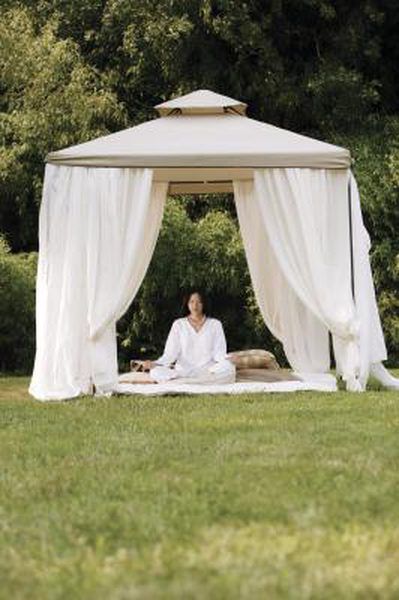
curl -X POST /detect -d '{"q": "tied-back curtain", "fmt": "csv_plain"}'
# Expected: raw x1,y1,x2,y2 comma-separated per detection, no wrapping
29,165,167,401
235,168,362,391
233,180,331,376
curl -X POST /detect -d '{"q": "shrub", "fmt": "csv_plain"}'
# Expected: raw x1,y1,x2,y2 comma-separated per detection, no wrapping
0,237,37,372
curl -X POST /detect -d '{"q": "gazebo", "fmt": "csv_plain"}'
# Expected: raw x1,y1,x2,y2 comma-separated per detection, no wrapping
29,90,397,400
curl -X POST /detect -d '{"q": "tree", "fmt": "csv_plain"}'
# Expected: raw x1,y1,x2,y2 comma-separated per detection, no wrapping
0,7,126,250
12,1,394,130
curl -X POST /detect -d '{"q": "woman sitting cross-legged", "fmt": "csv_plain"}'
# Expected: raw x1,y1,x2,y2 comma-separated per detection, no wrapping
142,290,236,384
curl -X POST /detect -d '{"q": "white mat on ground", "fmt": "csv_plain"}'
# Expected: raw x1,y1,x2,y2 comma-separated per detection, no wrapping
114,374,337,396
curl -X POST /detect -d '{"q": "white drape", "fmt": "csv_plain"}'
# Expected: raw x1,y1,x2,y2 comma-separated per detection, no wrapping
348,174,399,389
234,180,331,377
29,165,167,401
235,168,364,391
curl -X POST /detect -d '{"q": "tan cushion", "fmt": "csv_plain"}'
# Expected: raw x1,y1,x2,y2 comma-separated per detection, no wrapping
236,368,298,383
119,371,152,383
227,349,280,370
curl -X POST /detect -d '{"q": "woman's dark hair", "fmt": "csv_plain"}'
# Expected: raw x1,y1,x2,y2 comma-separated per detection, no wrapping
180,289,209,316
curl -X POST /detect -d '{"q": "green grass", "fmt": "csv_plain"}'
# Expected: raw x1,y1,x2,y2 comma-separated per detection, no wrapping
1,375,399,600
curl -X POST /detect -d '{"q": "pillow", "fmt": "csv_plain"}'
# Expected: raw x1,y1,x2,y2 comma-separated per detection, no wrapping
119,371,152,384
236,368,298,383
227,349,280,370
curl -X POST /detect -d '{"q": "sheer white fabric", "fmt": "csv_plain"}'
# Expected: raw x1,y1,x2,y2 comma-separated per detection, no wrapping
235,169,366,391
348,173,399,389
30,162,394,400
235,168,396,391
29,165,167,401
234,180,331,379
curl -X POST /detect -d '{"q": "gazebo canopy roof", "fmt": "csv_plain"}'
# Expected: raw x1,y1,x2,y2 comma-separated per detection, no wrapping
46,89,351,193
154,89,248,115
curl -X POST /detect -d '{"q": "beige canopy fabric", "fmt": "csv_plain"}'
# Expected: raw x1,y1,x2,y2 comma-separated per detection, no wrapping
46,90,351,189
155,89,248,115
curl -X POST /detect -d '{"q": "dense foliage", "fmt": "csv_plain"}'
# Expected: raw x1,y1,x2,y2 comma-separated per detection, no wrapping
0,1,398,370
0,237,36,371
0,7,126,251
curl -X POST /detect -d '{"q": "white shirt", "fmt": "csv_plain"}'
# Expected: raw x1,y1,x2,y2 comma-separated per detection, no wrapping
154,317,229,376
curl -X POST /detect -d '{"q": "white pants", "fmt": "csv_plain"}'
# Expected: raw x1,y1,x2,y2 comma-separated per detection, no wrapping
150,360,236,385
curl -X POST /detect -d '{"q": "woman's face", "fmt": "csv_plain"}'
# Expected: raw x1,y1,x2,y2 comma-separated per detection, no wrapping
188,293,204,317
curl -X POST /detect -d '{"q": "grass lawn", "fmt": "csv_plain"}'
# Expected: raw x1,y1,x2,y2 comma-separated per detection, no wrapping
1,375,399,600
